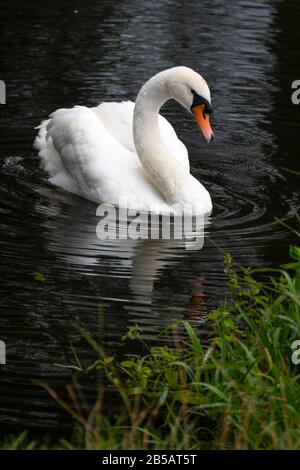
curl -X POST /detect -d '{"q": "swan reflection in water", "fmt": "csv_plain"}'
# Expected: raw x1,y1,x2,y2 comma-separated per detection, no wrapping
39,191,210,337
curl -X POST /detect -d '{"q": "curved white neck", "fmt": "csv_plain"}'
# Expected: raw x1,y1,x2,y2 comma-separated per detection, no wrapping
133,72,190,206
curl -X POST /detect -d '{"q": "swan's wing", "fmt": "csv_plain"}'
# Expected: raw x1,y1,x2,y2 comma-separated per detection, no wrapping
93,101,189,171
35,105,170,209
35,106,140,202
92,101,136,153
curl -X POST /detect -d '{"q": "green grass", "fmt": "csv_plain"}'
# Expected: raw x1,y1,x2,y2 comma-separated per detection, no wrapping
1,241,300,450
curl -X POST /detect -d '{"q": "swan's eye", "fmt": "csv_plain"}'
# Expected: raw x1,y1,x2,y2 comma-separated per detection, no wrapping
191,89,213,115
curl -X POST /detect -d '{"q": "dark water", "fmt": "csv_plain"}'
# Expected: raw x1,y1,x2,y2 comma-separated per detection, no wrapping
0,0,299,431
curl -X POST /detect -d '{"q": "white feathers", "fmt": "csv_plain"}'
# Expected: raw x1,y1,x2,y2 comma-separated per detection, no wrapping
34,67,212,214
35,102,189,210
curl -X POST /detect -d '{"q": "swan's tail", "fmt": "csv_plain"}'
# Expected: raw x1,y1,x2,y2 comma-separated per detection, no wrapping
34,118,65,179
34,119,49,130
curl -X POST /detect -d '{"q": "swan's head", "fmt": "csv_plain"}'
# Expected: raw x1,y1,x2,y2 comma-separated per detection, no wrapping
165,66,214,142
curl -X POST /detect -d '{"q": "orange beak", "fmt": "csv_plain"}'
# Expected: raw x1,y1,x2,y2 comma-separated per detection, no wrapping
192,104,214,142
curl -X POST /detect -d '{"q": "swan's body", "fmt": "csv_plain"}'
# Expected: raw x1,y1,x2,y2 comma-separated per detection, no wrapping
35,67,214,214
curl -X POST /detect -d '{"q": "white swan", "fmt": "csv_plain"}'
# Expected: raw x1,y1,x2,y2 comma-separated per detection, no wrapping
35,66,214,214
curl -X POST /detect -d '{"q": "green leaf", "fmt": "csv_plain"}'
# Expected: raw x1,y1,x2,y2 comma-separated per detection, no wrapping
103,356,114,366
33,272,46,282
157,386,169,407
121,360,136,369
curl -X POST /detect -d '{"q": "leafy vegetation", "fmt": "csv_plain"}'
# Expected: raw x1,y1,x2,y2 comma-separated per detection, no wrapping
1,238,300,450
